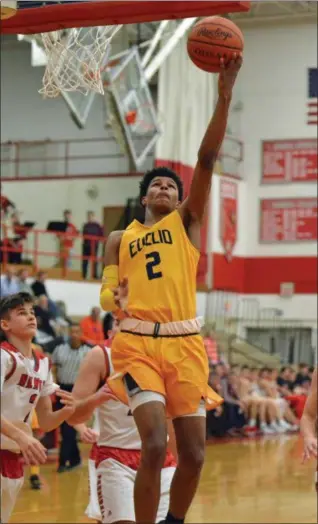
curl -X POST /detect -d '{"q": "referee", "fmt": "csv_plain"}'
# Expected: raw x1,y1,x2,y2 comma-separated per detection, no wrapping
49,324,92,472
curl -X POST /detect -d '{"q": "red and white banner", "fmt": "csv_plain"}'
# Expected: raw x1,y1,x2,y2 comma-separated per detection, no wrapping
260,198,317,242
220,179,238,260
262,139,317,183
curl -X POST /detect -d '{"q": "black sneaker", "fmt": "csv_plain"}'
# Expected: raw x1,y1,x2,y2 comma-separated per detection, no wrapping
57,465,67,473
30,474,41,490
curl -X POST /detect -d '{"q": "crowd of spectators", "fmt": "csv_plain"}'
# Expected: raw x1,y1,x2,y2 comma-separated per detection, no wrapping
0,266,110,348
1,186,105,280
206,362,313,439
0,264,314,482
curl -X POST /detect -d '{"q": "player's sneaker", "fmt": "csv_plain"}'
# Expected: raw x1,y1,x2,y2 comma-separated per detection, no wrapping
30,474,41,490
260,423,276,435
269,422,287,433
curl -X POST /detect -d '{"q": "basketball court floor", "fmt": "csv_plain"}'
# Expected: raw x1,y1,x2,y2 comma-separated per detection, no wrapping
11,435,316,524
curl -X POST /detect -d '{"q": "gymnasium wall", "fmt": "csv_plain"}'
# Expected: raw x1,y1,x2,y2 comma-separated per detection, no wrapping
38,278,317,325
1,36,144,264
1,22,317,306
210,21,317,296
3,176,141,229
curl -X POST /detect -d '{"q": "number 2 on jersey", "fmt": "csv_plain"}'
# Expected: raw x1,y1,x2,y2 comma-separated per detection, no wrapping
145,251,163,280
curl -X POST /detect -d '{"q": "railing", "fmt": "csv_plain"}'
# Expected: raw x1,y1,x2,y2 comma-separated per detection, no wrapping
0,223,209,286
0,137,153,180
0,224,105,279
0,135,243,181
205,290,316,365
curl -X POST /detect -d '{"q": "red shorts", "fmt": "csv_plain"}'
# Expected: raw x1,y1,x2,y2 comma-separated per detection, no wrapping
0,450,24,480
1,450,25,523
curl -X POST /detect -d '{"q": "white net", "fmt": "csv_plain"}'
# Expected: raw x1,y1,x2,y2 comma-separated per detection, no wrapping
39,25,123,98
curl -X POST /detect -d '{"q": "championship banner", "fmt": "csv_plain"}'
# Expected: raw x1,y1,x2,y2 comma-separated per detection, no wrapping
260,198,317,242
220,179,238,261
262,139,317,183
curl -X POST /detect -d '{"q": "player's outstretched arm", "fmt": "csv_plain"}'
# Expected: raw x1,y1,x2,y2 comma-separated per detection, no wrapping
67,346,116,426
35,389,76,432
181,54,242,224
300,367,317,462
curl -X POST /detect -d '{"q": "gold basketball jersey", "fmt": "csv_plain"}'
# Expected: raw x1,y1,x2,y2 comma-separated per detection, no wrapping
119,210,200,322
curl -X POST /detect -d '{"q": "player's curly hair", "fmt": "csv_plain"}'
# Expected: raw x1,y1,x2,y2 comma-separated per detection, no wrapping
139,166,184,205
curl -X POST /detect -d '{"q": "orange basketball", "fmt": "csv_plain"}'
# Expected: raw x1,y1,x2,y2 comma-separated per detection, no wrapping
187,16,244,73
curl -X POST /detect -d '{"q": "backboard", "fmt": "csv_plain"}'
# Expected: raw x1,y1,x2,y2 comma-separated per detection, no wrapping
104,47,160,170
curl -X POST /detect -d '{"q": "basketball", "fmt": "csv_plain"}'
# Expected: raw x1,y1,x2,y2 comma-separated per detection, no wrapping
187,16,244,73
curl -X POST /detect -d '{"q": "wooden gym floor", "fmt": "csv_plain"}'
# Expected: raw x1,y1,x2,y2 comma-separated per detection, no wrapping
11,435,317,524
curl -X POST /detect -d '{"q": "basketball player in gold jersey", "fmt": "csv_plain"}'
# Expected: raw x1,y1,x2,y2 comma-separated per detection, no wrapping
100,54,242,524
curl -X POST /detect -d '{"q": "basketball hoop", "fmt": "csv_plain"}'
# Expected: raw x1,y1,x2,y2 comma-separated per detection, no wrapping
39,25,123,98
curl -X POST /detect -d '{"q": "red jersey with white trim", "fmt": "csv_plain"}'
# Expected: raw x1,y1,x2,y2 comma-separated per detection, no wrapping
97,347,141,450
1,341,58,451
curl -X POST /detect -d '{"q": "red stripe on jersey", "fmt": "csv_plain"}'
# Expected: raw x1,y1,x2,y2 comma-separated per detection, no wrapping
96,446,176,471
1,342,19,354
0,450,24,479
1,348,17,381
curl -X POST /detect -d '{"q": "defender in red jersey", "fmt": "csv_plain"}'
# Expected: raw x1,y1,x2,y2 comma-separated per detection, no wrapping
0,293,76,522
68,323,177,524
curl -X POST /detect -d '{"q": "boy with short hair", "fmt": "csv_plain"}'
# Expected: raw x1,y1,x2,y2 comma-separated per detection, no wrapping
0,292,76,522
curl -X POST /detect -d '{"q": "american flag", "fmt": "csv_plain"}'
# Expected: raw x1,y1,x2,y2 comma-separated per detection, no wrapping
307,68,318,126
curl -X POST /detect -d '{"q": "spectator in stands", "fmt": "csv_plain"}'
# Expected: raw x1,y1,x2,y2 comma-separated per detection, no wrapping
80,306,104,346
238,366,289,435
82,211,104,280
276,367,293,395
55,300,73,327
0,183,15,216
221,371,246,435
206,372,229,438
231,364,241,376
31,270,58,318
103,312,114,342
34,295,57,343
47,324,92,472
61,209,78,268
31,270,49,297
277,366,307,419
0,266,19,297
7,212,25,264
17,268,33,295
259,368,299,430
308,366,314,380
294,363,310,387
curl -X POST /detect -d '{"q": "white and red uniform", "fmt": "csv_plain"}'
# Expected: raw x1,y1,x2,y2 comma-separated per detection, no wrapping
85,410,101,521
87,347,176,524
0,341,58,523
